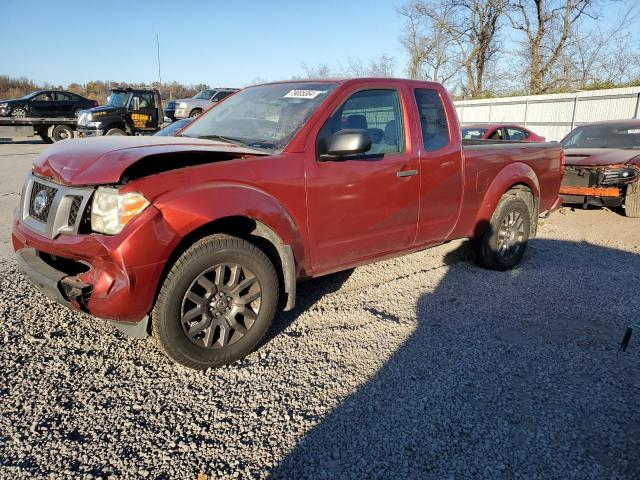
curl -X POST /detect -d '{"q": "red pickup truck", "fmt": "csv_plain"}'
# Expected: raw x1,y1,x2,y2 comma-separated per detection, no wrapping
13,78,563,369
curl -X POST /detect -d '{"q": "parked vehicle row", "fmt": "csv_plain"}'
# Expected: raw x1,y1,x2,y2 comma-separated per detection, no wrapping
12,78,563,369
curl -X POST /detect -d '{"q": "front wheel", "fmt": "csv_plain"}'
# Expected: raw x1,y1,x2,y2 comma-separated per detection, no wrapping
624,182,640,218
105,128,126,136
189,109,202,118
11,107,27,118
152,234,279,369
472,189,532,271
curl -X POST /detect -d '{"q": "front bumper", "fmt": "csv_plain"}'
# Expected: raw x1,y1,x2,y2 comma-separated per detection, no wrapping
560,164,638,206
173,108,190,119
12,205,180,324
76,125,105,137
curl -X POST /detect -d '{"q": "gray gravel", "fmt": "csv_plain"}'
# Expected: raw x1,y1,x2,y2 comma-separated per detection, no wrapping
1,140,639,479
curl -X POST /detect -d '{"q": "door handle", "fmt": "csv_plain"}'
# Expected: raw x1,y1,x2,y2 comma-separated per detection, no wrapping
397,169,418,178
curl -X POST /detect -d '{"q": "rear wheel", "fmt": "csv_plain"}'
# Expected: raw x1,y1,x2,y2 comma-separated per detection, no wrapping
472,189,532,271
189,109,202,118
105,128,126,136
10,107,27,118
152,234,279,369
624,182,640,218
51,124,74,142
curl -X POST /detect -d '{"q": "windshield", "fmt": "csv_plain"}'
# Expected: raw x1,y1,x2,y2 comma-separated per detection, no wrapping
20,92,38,100
461,127,487,139
193,90,215,100
562,124,640,149
107,92,131,108
180,82,337,151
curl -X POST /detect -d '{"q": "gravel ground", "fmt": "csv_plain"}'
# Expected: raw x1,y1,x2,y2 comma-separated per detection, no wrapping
1,140,639,479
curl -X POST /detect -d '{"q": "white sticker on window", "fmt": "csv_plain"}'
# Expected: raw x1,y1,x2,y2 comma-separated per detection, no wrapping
627,129,640,134
283,90,325,99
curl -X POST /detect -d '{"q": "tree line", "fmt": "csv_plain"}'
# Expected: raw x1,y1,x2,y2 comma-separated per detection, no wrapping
303,0,640,99
0,76,211,104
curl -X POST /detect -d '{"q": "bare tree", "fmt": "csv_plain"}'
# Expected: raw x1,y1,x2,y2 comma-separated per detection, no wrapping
398,1,460,84
508,0,598,94
398,0,506,98
561,6,640,87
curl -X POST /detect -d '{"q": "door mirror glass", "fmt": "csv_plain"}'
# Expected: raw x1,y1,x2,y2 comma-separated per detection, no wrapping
321,129,372,159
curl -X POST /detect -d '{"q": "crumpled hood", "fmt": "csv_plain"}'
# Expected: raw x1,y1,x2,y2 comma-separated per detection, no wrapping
563,148,640,166
32,136,267,186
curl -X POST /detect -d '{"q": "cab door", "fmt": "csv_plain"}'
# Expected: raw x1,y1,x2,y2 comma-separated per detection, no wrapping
305,87,420,273
127,92,158,131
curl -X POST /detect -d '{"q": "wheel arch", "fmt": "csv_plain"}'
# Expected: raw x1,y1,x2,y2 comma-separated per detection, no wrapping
156,215,298,313
473,162,540,238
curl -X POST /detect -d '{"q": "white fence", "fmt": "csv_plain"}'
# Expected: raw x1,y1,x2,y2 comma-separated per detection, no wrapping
454,86,640,141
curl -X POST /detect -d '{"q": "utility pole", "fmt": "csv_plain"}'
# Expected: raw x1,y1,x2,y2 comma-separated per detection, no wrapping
156,33,162,86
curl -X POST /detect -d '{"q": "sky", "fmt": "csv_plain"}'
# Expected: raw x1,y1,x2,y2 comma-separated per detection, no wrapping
0,0,636,89
0,0,407,87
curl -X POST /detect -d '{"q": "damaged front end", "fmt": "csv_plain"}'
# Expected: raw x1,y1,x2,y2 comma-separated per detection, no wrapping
560,163,639,207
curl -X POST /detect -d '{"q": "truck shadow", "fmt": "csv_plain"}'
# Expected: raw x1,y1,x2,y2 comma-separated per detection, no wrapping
270,238,640,479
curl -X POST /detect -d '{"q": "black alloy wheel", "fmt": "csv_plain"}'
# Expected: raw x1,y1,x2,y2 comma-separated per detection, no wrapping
11,107,27,118
180,262,262,349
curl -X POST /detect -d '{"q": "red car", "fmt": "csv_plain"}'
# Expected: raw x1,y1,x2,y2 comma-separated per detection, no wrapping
13,78,563,369
461,124,546,142
559,119,640,216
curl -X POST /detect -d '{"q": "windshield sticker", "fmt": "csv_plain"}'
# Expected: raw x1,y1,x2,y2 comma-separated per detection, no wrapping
283,90,325,99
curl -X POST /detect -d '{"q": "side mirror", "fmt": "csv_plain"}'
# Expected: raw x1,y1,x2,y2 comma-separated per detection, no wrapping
321,129,371,159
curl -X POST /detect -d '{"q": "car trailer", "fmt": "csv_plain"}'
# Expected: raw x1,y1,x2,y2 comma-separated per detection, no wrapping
0,117,78,143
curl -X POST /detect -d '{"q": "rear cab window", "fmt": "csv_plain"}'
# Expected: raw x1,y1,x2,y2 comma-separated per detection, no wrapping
414,89,450,151
317,89,405,157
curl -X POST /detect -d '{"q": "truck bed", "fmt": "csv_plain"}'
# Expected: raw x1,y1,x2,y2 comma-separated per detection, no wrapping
451,139,563,238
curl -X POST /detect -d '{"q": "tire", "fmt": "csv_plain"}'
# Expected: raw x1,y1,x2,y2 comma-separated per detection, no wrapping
624,182,640,218
152,234,279,369
189,109,202,118
105,128,126,136
471,189,532,271
38,133,53,144
11,107,27,118
51,124,74,142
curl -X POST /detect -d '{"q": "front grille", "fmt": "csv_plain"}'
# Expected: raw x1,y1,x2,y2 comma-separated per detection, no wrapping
68,195,83,226
21,173,94,239
28,182,58,223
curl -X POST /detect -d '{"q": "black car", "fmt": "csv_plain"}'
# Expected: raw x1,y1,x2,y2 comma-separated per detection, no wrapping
0,90,98,119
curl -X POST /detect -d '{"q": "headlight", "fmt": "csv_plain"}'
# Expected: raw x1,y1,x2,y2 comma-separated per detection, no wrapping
600,166,639,185
91,187,150,235
178,102,188,108
78,112,92,125
0,103,7,108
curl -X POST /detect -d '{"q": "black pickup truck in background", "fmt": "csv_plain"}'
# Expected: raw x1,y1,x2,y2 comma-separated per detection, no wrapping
76,88,164,137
